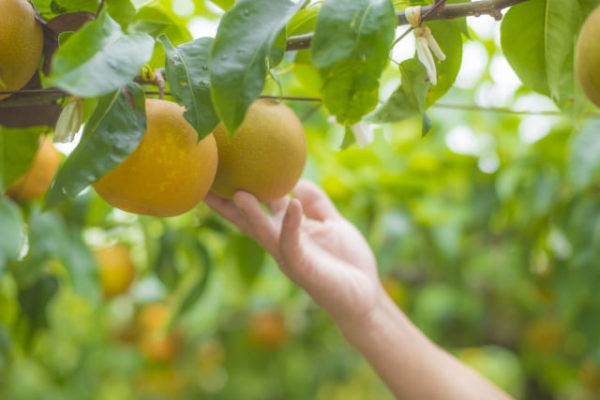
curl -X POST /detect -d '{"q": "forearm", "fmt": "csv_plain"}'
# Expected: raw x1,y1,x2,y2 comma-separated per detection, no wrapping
336,291,513,400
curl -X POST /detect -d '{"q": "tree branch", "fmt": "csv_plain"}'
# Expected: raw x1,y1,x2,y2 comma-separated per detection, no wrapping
0,89,67,108
0,0,530,109
286,0,529,51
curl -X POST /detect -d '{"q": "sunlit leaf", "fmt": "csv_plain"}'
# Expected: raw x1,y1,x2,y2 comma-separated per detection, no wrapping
312,0,396,125
48,11,154,97
367,58,430,123
159,35,220,140
210,0,304,136
45,83,146,208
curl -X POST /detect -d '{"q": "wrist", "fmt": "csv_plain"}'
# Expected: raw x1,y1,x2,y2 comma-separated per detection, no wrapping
335,285,412,349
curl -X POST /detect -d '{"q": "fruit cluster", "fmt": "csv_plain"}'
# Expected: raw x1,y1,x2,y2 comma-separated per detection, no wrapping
93,98,307,217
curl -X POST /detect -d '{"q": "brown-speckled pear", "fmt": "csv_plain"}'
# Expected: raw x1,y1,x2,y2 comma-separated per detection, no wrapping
575,5,600,108
211,99,307,202
0,0,44,100
94,99,218,217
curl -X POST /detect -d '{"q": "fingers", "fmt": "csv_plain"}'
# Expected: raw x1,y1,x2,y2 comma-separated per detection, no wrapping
204,192,251,234
265,195,290,216
293,180,341,222
279,198,304,275
233,191,280,255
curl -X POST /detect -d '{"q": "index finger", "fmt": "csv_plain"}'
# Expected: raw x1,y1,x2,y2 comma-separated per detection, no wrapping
293,180,341,222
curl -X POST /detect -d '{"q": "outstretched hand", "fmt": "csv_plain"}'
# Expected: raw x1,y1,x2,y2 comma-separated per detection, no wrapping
205,180,383,325
207,180,514,400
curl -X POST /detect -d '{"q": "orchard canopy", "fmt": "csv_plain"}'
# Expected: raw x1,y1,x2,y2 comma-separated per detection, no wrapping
1,0,600,399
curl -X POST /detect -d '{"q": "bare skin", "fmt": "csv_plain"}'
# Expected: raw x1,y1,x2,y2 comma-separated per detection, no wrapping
205,180,513,400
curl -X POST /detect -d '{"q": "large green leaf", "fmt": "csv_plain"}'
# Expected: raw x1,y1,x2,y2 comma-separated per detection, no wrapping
545,0,586,117
45,83,146,208
159,35,220,140
366,58,430,123
501,0,550,95
312,0,396,125
209,0,304,136
0,127,43,190
502,0,587,118
106,0,136,28
0,197,24,275
48,11,154,97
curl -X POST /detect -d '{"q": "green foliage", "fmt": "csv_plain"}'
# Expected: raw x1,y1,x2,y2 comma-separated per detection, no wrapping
159,35,219,140
45,84,146,208
501,0,589,118
209,0,304,136
3,0,600,399
312,0,396,125
47,11,154,97
425,20,463,107
367,58,430,123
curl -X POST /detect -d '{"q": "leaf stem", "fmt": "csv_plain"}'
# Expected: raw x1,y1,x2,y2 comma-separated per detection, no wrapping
432,102,600,118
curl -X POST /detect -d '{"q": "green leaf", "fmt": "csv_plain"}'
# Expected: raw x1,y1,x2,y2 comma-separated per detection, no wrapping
366,58,430,123
545,0,579,98
545,0,587,118
501,0,550,96
568,120,600,191
17,274,60,332
154,229,181,289
268,28,287,68
159,35,220,140
0,197,25,274
312,0,396,125
425,20,462,107
0,127,43,190
173,239,212,318
107,0,136,28
230,234,265,286
503,0,587,118
16,209,100,302
48,11,154,97
51,0,98,13
45,83,146,208
288,5,320,36
209,0,304,136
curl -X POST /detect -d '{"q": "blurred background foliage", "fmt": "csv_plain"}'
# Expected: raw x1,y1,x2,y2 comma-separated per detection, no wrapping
1,0,600,399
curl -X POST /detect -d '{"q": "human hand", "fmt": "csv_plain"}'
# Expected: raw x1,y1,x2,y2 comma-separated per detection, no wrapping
205,180,383,325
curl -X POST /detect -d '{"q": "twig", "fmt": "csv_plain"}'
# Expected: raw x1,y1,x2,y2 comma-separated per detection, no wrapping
432,102,600,118
286,0,530,51
260,95,321,102
0,89,67,108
